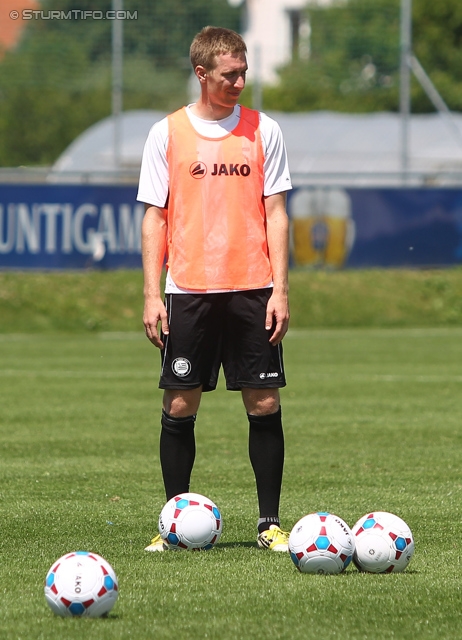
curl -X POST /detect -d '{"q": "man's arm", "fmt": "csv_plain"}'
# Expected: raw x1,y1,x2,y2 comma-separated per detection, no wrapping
264,192,290,345
142,203,169,349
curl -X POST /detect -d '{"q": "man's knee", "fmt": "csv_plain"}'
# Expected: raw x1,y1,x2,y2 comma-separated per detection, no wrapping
163,387,202,418
241,388,280,416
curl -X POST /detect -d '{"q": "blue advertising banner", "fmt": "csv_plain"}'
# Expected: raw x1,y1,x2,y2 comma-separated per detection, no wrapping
350,189,462,267
1,184,462,269
0,185,142,269
287,187,462,268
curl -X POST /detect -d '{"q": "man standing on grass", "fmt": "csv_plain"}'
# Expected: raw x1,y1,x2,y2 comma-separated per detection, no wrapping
137,25,292,552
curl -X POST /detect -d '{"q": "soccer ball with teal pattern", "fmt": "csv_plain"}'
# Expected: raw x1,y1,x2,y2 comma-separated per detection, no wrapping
289,512,355,574
158,492,223,550
44,551,118,617
352,511,414,573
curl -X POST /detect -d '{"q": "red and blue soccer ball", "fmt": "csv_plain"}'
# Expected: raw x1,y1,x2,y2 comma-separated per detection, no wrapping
352,511,415,573
158,492,223,551
288,512,355,574
44,551,118,617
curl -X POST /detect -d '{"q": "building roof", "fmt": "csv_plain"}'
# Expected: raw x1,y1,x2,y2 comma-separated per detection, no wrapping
0,0,39,54
49,108,462,186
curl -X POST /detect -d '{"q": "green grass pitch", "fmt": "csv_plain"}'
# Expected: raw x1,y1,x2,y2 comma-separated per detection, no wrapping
1,327,462,639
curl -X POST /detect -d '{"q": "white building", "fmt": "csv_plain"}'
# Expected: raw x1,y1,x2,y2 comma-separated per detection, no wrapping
229,0,336,84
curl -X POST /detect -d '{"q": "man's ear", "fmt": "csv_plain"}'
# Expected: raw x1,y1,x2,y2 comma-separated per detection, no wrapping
195,65,207,83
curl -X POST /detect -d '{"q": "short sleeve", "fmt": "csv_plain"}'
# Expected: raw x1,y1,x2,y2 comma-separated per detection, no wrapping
136,117,170,207
259,113,292,197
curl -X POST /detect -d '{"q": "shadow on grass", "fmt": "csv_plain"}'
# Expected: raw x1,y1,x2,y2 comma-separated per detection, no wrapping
215,541,257,549
348,568,419,576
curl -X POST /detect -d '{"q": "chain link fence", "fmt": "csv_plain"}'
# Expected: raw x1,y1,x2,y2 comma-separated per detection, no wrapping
0,0,461,181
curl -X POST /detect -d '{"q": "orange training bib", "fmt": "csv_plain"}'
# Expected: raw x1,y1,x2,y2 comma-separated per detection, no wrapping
165,106,272,290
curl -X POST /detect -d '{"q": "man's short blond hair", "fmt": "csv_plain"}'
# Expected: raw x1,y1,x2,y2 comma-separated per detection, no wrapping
190,26,247,71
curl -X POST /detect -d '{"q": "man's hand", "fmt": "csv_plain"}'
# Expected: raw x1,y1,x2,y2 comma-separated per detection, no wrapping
265,290,289,345
143,297,169,349
264,192,290,346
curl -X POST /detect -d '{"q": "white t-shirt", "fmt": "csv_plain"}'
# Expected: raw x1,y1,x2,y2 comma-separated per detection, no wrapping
137,104,292,293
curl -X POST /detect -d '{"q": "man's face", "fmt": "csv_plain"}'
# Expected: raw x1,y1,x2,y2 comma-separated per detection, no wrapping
205,51,248,110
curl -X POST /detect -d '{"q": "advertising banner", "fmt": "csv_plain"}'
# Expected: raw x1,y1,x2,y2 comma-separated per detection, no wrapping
1,184,462,269
0,185,142,269
288,187,462,268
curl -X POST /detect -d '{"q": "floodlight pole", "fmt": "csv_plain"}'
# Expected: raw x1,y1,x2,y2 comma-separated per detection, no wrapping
112,0,123,172
399,0,412,180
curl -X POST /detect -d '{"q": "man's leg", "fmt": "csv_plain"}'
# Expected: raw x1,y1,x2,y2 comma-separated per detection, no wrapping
146,292,220,551
242,388,288,551
145,387,202,552
160,387,203,500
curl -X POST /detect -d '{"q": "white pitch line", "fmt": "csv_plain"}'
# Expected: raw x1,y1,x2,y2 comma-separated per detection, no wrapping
297,372,462,383
0,370,461,383
0,369,156,379
0,332,145,342
1,327,462,342
286,327,462,339
99,332,145,340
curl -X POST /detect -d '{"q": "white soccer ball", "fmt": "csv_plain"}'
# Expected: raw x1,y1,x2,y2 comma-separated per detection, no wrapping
352,511,415,573
158,492,223,550
44,551,118,617
289,512,355,574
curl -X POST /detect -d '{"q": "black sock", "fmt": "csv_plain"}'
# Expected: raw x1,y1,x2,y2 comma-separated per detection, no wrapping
248,407,284,528
257,517,281,534
160,409,196,500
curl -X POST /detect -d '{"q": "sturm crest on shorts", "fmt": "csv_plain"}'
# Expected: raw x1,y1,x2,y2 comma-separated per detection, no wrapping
172,357,192,377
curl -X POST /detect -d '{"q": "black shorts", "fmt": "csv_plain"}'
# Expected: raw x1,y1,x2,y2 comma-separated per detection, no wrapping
159,289,286,392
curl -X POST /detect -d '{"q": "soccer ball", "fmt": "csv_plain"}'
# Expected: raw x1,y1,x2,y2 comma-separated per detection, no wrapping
352,511,415,573
288,512,355,574
44,551,118,617
158,492,223,551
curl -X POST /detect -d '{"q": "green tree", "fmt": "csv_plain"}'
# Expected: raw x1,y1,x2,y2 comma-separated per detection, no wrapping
0,0,240,166
411,0,462,111
264,0,462,114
